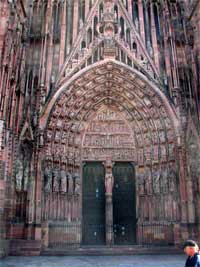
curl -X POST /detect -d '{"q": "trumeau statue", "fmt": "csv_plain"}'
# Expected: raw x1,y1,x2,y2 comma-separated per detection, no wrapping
44,161,53,193
105,173,114,195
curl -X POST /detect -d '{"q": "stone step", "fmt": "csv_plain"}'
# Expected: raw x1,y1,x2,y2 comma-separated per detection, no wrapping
10,240,41,256
42,246,182,256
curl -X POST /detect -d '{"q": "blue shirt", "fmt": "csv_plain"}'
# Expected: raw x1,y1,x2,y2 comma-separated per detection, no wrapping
185,253,200,267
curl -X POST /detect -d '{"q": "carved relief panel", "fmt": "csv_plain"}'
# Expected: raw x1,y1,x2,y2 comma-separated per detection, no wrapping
82,106,136,162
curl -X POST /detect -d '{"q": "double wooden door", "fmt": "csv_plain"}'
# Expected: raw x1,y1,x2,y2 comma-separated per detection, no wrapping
82,162,136,246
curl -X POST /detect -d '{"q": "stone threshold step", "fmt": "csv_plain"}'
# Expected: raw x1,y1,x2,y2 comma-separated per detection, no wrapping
42,246,182,256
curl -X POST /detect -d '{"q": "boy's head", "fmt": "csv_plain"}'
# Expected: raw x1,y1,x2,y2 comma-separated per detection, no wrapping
183,240,199,256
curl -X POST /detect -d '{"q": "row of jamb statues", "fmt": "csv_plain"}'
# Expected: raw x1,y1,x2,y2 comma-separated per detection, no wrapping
43,163,80,194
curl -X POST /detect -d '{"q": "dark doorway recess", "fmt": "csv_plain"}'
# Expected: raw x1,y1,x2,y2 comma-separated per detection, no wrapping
113,162,136,245
82,162,106,245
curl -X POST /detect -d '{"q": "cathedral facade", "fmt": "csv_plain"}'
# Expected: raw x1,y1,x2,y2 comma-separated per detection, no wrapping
0,0,200,256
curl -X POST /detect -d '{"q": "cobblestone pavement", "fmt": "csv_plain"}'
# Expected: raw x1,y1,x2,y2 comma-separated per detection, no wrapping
0,255,185,267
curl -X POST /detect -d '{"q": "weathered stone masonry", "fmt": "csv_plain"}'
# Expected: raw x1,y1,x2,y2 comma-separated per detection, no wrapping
0,0,199,256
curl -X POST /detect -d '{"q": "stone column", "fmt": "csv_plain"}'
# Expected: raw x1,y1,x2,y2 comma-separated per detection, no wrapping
34,143,43,241
59,0,67,70
0,120,8,257
138,0,146,44
105,161,114,246
177,144,188,223
85,0,90,18
72,0,79,43
164,1,179,105
40,1,49,91
127,0,133,19
45,1,53,95
143,2,153,56
0,179,6,257
66,0,72,55
27,155,36,240
0,1,10,64
150,1,160,72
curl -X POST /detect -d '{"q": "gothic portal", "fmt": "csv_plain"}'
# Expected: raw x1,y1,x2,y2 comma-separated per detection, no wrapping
0,0,200,256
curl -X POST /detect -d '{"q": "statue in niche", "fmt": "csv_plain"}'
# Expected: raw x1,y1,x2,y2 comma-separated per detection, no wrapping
140,56,148,70
60,164,67,193
67,172,74,195
23,161,30,191
43,160,53,193
52,162,60,192
105,173,114,196
15,158,23,191
79,18,83,30
137,172,145,196
104,37,115,49
15,141,33,192
73,173,81,195
152,166,161,194
144,167,152,195
135,17,139,32
114,10,118,21
168,162,178,193
160,165,169,194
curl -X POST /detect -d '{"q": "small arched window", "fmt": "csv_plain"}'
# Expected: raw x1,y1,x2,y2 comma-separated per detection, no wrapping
126,28,131,48
132,0,139,25
81,40,86,49
114,5,118,21
87,28,92,46
94,16,98,37
132,42,137,50
99,2,103,20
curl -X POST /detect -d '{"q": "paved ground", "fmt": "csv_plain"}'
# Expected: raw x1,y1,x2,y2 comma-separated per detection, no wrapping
0,255,185,267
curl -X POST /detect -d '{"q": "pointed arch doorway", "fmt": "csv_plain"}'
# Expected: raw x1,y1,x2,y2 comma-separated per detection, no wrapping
40,60,180,250
81,106,137,246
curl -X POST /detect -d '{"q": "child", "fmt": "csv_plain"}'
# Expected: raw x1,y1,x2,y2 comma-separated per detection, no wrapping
183,240,200,267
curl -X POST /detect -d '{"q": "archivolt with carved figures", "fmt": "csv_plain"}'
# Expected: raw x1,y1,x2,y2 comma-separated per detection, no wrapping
39,60,181,247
